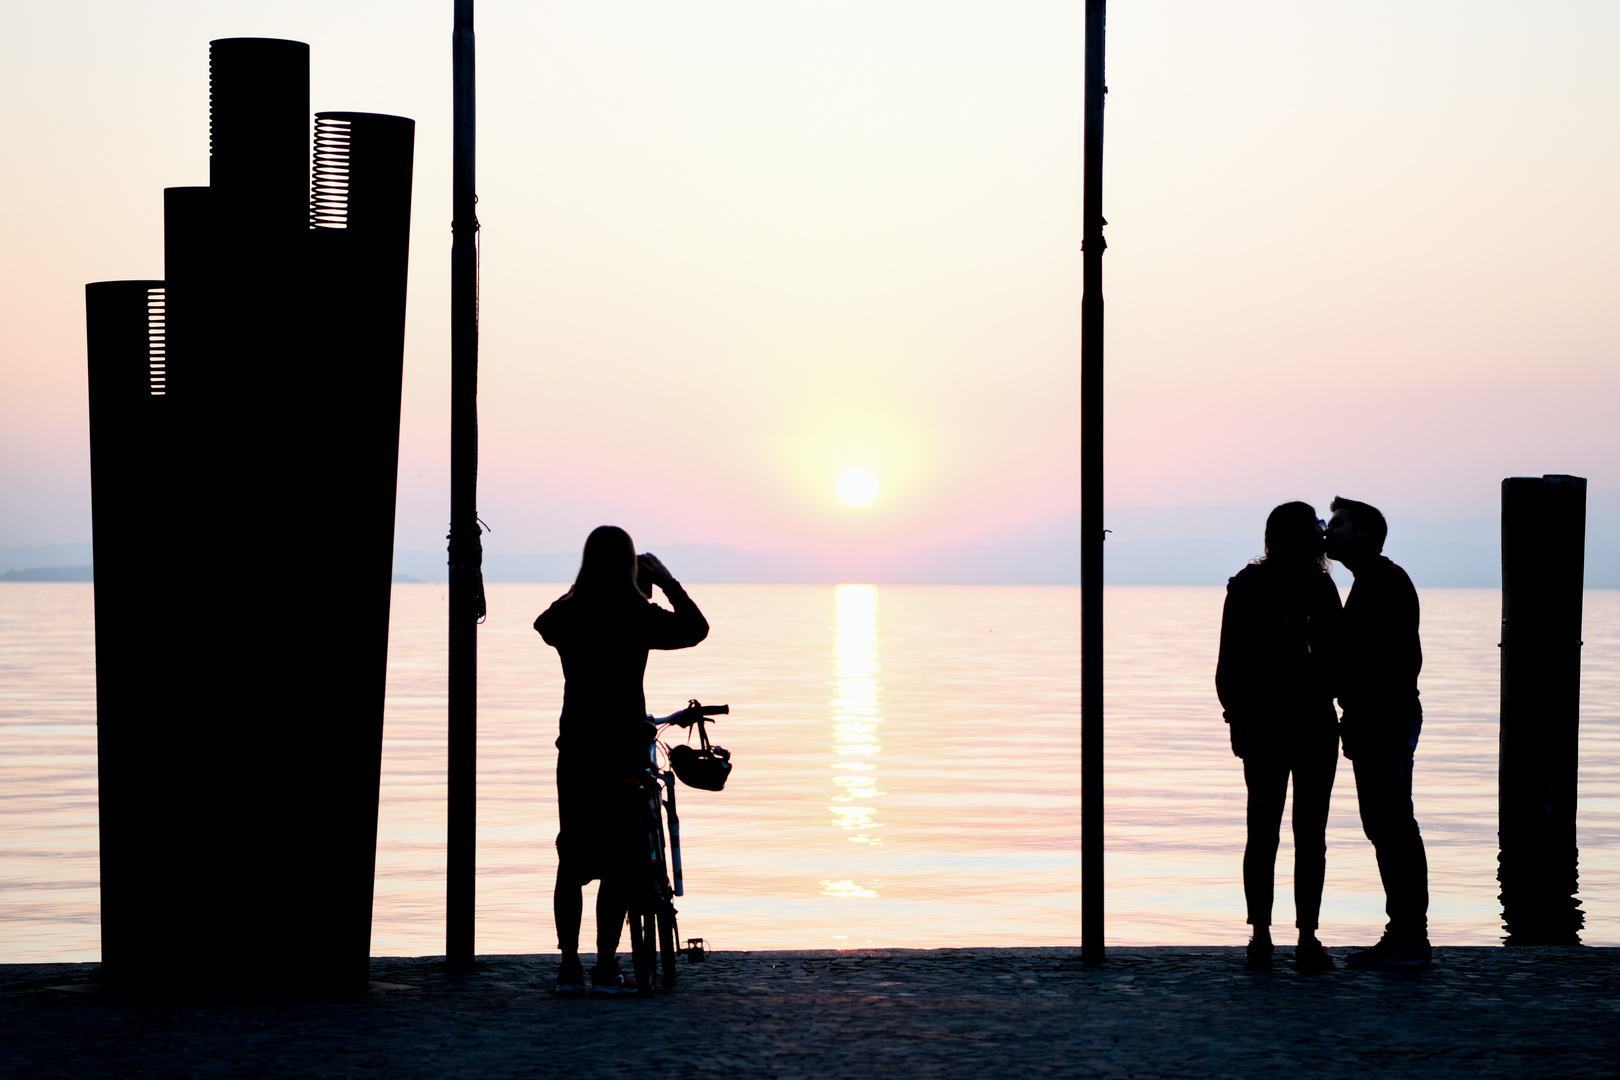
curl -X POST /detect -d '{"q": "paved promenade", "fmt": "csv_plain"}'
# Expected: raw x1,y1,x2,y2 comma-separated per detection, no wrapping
2,947,1617,1078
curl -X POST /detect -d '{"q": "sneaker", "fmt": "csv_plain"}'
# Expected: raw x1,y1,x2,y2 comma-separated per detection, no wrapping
589,965,639,997
1243,939,1274,971
1293,939,1334,974
555,957,586,997
1346,933,1431,971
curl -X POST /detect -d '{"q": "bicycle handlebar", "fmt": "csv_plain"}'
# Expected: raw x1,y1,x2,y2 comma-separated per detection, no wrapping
650,701,730,727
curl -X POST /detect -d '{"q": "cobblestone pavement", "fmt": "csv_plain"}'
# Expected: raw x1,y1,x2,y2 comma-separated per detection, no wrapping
2,947,1617,1079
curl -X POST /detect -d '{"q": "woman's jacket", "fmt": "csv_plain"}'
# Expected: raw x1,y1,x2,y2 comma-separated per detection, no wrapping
535,581,709,769
1215,561,1342,754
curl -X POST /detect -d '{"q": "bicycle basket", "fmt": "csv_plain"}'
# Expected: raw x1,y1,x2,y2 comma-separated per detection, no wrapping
669,720,732,791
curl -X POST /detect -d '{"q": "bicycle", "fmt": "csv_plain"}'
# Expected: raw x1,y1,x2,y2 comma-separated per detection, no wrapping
624,699,729,997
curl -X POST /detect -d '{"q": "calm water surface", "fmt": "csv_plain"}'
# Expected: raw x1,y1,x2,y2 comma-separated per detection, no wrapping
1,582,1617,960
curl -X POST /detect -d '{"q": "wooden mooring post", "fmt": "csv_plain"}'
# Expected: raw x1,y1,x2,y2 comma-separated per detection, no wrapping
1499,474,1586,945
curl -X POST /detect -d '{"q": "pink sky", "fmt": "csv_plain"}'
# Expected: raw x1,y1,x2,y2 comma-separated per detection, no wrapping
2,1,1617,556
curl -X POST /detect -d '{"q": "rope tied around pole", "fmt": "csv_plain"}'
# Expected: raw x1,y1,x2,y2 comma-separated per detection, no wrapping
447,520,487,623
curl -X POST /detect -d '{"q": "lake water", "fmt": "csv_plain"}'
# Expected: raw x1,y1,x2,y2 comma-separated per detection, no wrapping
1,582,1617,962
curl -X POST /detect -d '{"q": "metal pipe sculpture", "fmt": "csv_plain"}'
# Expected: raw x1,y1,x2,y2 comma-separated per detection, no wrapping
1499,474,1587,944
85,37,415,998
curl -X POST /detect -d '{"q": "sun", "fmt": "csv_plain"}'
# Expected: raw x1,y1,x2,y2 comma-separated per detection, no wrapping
836,467,879,508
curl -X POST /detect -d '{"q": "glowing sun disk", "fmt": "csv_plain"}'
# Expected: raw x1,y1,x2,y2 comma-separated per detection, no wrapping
836,467,879,507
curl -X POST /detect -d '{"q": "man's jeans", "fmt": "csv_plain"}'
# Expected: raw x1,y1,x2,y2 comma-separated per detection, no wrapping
1343,712,1430,939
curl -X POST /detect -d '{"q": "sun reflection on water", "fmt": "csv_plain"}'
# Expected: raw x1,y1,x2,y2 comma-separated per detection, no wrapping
819,879,879,898
830,584,884,856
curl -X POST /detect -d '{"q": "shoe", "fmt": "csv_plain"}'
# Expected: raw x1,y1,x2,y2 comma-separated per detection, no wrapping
555,957,586,997
1243,939,1274,971
1294,939,1334,974
1346,933,1431,971
589,965,639,997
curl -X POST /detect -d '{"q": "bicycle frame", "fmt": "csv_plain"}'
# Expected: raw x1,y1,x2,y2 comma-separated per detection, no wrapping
625,701,725,994
663,769,683,897
641,728,683,900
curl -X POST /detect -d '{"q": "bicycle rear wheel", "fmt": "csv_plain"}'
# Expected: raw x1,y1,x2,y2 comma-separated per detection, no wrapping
628,907,656,997
657,904,678,987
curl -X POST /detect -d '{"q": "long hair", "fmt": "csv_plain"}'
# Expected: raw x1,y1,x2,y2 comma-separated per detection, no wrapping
1260,501,1328,573
566,525,647,602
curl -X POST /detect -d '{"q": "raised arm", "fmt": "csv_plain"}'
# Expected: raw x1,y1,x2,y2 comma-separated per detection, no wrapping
640,553,710,650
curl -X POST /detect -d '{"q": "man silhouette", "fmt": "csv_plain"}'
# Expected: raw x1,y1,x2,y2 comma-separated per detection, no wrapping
1325,496,1432,969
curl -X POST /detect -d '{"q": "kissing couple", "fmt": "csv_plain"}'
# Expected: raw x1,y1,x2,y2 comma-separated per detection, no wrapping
1216,497,1431,973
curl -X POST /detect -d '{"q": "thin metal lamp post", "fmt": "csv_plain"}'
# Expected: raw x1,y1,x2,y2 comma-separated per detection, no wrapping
1080,0,1107,967
446,0,483,972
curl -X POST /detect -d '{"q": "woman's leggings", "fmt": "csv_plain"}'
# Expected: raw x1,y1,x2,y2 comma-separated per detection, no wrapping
1242,727,1339,931
554,866,628,959
553,755,639,960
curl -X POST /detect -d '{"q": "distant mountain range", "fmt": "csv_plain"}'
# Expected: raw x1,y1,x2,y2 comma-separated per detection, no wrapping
11,491,1620,587
391,538,1083,586
0,543,95,582
0,564,93,582
1102,491,1620,588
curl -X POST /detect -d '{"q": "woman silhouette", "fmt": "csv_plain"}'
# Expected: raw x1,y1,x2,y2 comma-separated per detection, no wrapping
1215,501,1343,973
534,526,709,995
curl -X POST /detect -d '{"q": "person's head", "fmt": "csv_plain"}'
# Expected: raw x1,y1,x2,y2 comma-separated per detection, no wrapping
1261,501,1327,572
568,525,647,602
1326,496,1387,563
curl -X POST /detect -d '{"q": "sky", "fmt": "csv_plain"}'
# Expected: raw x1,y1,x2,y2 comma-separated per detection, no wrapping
1,1,1617,561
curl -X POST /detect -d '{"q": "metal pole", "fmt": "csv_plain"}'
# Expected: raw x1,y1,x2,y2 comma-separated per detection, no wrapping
1080,0,1107,966
446,0,482,971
